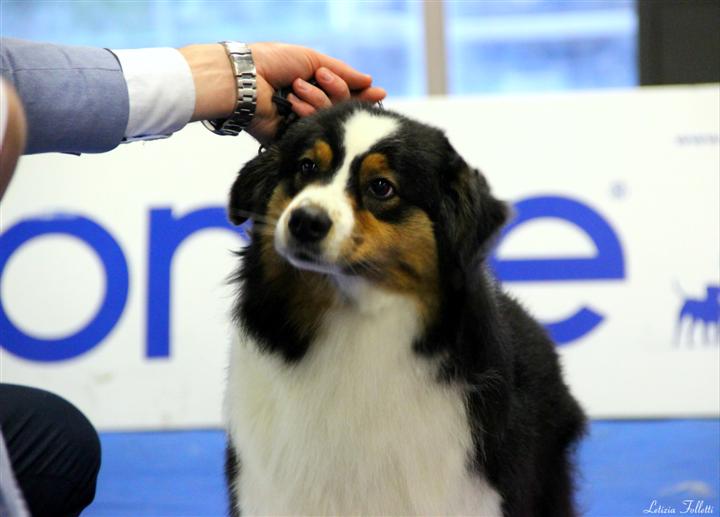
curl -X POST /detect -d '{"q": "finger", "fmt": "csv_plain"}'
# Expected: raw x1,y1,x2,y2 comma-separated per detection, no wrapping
315,67,351,104
292,78,332,110
287,92,317,118
312,52,374,91
353,86,387,104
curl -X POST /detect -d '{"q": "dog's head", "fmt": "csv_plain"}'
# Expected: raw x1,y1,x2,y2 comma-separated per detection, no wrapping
230,102,507,311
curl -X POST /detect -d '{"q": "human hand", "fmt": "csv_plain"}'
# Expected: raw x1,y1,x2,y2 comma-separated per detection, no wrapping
180,43,386,146
247,42,386,144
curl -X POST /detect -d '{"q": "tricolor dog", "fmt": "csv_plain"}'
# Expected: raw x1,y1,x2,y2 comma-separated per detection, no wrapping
224,102,586,516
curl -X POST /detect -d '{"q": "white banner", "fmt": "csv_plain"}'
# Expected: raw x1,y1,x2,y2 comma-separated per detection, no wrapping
1,85,718,429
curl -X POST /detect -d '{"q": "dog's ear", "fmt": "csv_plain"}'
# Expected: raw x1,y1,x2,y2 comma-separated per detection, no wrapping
440,141,509,264
228,147,281,225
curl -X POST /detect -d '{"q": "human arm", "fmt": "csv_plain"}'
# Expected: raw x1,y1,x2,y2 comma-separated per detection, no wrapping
0,38,386,155
0,38,129,154
179,42,386,145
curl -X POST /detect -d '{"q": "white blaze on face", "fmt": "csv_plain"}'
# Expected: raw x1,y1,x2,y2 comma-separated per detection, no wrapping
275,111,399,266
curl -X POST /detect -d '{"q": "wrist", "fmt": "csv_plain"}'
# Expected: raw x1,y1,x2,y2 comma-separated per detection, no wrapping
179,43,236,122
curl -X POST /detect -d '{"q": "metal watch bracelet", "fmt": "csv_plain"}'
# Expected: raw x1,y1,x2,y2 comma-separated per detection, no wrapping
202,42,257,136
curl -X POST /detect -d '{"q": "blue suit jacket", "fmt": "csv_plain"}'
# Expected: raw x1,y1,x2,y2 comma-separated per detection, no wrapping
0,38,129,154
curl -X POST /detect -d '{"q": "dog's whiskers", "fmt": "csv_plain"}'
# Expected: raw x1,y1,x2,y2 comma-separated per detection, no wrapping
232,209,279,227
340,258,384,278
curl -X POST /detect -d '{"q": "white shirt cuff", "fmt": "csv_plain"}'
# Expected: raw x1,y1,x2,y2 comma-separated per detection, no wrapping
111,48,195,141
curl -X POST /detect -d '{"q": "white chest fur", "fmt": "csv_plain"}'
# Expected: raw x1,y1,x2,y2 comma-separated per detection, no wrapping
225,290,502,516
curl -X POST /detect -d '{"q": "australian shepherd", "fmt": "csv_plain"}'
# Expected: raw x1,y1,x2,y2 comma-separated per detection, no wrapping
223,101,586,516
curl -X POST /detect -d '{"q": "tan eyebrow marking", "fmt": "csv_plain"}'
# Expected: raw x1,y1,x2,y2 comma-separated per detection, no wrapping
301,139,333,171
359,152,395,184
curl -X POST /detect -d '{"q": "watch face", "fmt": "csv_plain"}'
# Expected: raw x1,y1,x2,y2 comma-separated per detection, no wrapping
202,118,243,136
202,119,220,134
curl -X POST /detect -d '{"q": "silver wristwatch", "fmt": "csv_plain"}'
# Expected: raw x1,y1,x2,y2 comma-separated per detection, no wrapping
203,42,257,136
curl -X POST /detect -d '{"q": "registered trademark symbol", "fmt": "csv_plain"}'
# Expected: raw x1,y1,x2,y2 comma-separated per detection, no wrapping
610,182,627,199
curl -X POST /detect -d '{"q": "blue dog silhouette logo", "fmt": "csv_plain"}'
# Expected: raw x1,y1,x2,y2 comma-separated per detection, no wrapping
676,283,720,345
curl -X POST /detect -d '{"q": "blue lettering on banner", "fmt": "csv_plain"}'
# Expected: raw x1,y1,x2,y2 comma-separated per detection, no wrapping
146,207,247,359
491,195,625,344
0,215,129,361
0,196,624,361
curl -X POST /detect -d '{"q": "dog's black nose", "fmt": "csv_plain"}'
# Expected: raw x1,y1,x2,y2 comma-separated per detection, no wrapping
288,206,332,243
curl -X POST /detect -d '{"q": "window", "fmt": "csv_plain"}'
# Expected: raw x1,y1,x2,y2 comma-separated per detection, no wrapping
1,0,637,96
1,0,426,96
445,0,638,94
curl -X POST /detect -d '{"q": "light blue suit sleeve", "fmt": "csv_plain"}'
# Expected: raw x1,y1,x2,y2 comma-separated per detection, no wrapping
0,38,129,154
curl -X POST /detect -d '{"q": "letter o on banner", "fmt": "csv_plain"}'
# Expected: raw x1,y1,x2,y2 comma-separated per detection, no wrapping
0,216,129,362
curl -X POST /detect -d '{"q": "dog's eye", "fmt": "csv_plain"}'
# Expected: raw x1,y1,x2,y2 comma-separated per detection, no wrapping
368,178,396,200
297,158,317,176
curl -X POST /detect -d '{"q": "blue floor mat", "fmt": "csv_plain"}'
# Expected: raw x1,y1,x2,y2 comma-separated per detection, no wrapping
86,419,719,517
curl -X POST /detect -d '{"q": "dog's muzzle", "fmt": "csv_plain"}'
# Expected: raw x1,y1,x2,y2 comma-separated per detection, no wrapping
275,189,353,274
288,205,333,244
